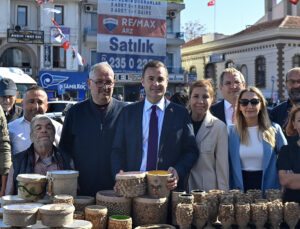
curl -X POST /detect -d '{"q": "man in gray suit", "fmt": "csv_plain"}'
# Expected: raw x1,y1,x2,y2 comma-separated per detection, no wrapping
111,60,198,190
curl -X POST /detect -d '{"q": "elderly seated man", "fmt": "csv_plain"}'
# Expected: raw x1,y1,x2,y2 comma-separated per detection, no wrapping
5,115,73,195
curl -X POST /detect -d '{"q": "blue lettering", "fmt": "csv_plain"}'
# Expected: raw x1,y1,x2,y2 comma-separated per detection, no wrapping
109,37,154,53
110,37,118,51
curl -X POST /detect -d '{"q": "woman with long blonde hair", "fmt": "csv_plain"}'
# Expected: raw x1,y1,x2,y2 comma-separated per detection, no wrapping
228,86,286,193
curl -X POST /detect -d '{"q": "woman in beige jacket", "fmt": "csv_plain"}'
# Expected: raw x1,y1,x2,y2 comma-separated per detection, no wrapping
188,80,229,192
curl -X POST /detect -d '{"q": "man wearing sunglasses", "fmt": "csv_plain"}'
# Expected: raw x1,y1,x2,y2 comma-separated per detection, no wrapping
59,62,126,196
211,68,246,125
270,67,300,143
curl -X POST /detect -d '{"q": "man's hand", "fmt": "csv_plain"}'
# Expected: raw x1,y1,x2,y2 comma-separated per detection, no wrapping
167,167,179,190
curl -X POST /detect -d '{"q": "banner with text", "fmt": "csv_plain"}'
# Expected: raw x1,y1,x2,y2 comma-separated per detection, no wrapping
97,0,167,74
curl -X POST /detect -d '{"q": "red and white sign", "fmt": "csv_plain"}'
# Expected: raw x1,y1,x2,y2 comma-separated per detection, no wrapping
97,0,167,74
98,15,166,38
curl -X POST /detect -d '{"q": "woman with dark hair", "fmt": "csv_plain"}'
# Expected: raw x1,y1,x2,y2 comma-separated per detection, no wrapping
188,79,229,192
228,86,287,193
278,105,300,203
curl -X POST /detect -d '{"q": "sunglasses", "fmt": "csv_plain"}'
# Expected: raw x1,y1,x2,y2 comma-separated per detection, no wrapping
239,99,260,107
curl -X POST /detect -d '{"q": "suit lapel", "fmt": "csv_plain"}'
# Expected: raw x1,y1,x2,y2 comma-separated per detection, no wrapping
136,101,144,166
220,100,226,124
262,138,272,176
158,100,172,155
196,112,213,142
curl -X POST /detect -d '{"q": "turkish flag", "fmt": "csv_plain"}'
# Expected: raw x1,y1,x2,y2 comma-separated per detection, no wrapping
290,0,299,4
61,41,70,51
208,0,215,6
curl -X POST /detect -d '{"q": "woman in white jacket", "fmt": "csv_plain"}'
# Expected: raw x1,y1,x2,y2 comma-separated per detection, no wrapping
188,80,229,192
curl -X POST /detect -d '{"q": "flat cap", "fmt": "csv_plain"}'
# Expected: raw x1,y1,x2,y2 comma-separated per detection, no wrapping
0,78,17,97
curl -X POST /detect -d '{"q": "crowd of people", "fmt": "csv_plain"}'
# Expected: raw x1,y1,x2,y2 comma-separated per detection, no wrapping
0,60,300,205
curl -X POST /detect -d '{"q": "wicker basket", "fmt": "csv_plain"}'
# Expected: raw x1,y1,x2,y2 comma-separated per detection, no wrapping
3,203,42,227
85,205,107,229
133,195,168,226
96,190,131,217
39,203,75,227
115,171,146,198
74,196,95,212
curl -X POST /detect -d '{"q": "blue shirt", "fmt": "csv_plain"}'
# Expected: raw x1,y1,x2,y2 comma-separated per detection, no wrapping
140,97,166,171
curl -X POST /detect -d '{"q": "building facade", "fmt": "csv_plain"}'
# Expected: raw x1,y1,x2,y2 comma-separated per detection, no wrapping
0,0,86,100
182,0,300,101
0,0,186,101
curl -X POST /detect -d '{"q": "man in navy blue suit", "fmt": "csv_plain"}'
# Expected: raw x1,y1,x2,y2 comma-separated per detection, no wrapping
210,68,245,125
111,60,198,190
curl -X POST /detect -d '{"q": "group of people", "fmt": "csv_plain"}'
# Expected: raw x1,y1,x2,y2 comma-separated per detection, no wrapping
0,61,300,204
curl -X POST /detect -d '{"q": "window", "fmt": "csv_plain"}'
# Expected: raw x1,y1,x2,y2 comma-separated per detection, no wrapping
205,63,215,79
166,53,174,72
91,13,97,32
17,6,27,26
91,50,97,66
166,17,173,33
190,66,197,74
53,46,66,68
225,60,234,68
293,55,300,68
54,5,64,25
255,56,266,88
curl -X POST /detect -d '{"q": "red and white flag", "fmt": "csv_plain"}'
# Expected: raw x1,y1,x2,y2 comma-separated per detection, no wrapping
62,40,70,51
289,0,299,4
36,0,54,6
208,0,215,6
53,28,65,43
43,8,61,15
72,48,85,66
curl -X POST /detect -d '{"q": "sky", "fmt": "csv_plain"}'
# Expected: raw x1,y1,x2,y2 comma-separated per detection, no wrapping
181,0,268,36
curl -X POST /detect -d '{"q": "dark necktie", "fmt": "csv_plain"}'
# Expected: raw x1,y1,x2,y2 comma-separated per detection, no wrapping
146,105,158,171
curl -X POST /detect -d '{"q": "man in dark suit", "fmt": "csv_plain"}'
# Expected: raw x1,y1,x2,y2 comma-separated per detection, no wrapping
210,68,245,125
270,67,300,144
111,60,198,190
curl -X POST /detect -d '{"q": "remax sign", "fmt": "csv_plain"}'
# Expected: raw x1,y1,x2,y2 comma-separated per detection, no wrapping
97,0,167,74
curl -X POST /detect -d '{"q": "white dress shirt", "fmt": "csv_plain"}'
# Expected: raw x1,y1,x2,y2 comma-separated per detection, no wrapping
8,116,62,155
140,98,166,171
224,100,235,126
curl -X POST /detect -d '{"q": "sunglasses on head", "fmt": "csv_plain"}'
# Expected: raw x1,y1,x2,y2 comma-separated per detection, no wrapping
239,99,260,107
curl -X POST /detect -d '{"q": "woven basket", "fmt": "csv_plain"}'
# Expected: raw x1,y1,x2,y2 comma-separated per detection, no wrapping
85,205,107,229
3,203,42,227
133,196,168,226
39,203,75,227
96,190,131,217
115,171,146,198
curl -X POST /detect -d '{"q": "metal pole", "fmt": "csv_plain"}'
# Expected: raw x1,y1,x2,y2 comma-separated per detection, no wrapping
214,0,216,33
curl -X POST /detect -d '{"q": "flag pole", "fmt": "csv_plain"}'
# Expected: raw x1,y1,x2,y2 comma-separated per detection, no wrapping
214,0,216,33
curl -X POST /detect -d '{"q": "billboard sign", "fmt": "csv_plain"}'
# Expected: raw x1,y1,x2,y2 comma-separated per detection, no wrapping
38,71,88,91
97,0,167,74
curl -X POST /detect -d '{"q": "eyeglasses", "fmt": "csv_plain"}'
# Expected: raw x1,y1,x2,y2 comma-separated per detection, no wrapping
286,79,300,85
223,81,243,87
90,79,114,88
239,99,261,107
